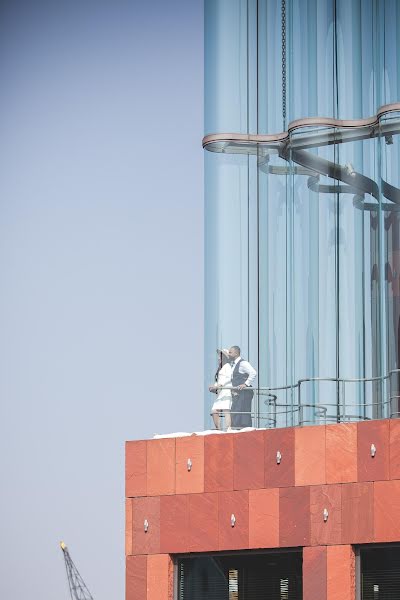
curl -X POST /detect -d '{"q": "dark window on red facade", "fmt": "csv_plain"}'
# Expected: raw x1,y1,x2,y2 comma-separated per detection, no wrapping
178,550,302,600
361,546,400,599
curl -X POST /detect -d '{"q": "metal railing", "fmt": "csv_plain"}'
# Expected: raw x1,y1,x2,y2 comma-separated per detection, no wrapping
210,369,400,431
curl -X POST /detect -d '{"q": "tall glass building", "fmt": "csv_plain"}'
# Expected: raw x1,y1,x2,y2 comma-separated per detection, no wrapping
204,0,400,428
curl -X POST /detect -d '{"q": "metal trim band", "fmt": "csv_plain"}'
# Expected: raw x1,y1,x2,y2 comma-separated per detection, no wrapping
202,102,400,149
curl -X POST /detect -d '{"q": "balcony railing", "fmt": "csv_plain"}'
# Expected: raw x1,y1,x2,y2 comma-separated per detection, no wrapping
210,369,400,431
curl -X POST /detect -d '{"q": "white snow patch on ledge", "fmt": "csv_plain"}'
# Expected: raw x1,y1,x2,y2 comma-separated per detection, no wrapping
153,427,261,439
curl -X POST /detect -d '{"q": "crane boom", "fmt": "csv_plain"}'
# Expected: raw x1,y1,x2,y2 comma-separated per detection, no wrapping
60,542,94,600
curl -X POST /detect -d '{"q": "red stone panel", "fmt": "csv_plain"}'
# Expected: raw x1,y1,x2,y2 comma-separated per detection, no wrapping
279,486,310,547
389,419,400,479
126,440,147,498
357,420,389,482
249,488,279,548
147,555,173,600
341,482,374,544
218,490,249,550
295,426,326,486
160,494,189,554
374,480,400,542
327,545,355,600
265,427,295,488
176,436,204,494
204,434,234,492
132,497,160,555
326,423,357,484
126,555,147,600
303,546,327,600
310,485,341,546
126,499,133,556
189,492,219,552
147,439,175,496
233,430,265,490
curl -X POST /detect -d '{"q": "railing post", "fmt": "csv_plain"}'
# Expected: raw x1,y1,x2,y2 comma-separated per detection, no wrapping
341,380,346,423
298,382,302,426
220,410,225,431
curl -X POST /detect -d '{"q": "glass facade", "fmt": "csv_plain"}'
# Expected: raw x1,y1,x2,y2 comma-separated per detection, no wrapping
204,0,400,428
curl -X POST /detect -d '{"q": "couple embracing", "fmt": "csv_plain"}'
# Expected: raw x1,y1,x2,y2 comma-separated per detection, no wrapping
209,346,257,430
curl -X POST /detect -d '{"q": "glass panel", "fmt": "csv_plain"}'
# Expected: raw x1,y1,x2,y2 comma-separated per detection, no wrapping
379,0,400,106
258,0,286,133
258,151,292,427
289,127,339,423
336,0,375,119
204,0,249,135
380,110,400,417
204,151,252,427
288,0,335,122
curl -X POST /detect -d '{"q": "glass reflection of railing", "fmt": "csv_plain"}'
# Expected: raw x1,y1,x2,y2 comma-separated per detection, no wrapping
210,369,400,431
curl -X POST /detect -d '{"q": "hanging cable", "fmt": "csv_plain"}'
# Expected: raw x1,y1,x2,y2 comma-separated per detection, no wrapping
281,0,287,130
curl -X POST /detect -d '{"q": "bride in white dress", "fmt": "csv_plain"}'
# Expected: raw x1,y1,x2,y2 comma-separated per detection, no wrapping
209,349,232,430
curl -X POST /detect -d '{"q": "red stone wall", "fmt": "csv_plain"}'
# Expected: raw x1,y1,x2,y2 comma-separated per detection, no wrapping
125,419,399,600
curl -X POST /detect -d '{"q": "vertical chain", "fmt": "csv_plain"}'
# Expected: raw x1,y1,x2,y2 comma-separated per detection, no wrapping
281,0,287,130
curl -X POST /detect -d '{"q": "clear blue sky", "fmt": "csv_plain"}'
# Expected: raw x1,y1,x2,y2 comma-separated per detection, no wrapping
0,1,203,598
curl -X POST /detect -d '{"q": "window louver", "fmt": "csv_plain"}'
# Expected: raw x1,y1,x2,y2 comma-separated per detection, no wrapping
361,547,400,600
178,551,302,600
362,569,400,600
